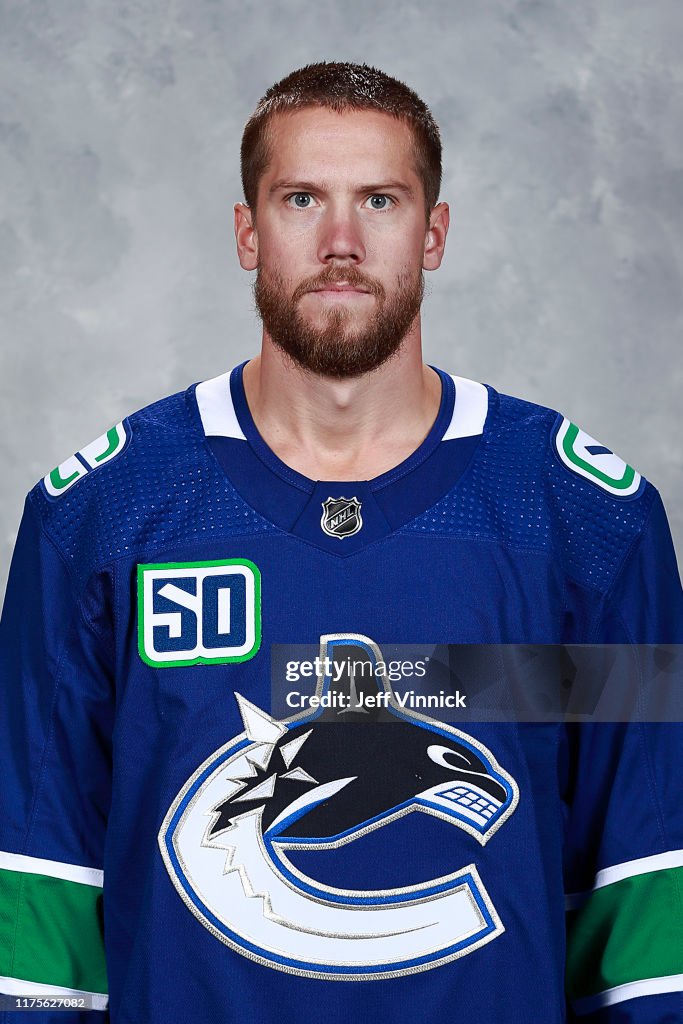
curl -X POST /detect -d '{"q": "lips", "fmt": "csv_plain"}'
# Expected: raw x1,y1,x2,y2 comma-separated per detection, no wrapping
311,284,370,294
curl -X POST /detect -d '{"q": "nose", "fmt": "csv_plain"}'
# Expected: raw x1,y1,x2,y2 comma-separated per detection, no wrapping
316,200,366,265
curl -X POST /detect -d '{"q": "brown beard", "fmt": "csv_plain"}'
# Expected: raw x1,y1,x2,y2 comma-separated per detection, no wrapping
252,263,425,379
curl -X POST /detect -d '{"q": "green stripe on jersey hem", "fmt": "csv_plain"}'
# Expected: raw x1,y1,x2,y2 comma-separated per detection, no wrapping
566,863,683,1002
0,866,107,995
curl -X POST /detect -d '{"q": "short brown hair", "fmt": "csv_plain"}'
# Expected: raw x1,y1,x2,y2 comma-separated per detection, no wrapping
240,61,442,223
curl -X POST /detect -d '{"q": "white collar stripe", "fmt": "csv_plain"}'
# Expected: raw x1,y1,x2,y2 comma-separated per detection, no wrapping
442,375,488,440
196,371,487,443
196,372,246,440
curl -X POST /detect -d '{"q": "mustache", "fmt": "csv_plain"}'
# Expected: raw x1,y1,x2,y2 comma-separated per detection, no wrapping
292,270,384,301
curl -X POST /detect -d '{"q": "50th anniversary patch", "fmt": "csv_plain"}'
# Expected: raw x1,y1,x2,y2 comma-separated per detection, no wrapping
138,559,261,667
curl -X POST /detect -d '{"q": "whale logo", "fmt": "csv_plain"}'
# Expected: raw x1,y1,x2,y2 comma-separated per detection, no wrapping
158,634,519,979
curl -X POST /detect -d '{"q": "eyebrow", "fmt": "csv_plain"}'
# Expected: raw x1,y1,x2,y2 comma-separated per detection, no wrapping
268,179,416,199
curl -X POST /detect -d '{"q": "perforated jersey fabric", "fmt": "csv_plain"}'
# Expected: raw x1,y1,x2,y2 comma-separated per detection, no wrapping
404,389,653,595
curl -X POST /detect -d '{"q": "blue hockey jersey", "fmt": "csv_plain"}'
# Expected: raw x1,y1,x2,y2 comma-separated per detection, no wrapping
1,361,682,1023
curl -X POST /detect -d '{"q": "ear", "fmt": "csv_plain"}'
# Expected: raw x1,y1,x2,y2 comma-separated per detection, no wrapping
423,201,450,272
234,202,258,271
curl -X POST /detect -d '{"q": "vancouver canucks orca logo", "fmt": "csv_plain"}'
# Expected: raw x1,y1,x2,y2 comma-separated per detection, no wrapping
158,634,519,980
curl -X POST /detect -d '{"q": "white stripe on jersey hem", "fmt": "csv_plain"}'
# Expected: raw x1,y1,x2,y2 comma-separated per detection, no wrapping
594,848,683,889
442,376,488,440
0,851,103,887
0,976,108,1010
196,372,246,439
571,973,683,1015
565,848,683,910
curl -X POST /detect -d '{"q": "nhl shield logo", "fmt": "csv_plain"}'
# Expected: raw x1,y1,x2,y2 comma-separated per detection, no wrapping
320,496,363,539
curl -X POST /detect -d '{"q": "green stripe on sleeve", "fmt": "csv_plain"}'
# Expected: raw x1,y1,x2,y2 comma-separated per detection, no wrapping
0,866,107,995
566,864,683,1001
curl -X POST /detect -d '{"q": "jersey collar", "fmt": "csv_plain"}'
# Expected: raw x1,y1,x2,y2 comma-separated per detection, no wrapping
196,360,488,490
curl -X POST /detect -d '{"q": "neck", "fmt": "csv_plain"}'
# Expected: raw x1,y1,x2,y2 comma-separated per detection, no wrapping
241,330,442,481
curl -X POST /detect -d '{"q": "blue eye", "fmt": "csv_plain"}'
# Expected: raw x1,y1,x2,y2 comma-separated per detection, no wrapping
288,193,313,208
366,195,393,210
285,193,394,211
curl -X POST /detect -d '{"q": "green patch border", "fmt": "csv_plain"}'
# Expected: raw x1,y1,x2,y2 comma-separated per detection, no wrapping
137,559,262,668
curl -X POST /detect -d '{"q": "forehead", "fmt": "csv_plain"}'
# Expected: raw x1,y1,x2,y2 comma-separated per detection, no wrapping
262,107,420,186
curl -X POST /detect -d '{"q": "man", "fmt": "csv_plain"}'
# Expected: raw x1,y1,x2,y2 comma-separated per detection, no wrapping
0,61,681,1024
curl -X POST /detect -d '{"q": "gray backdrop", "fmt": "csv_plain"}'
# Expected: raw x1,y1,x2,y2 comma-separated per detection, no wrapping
1,0,681,601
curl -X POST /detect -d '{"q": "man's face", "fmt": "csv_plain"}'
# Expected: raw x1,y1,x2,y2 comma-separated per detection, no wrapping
248,107,433,378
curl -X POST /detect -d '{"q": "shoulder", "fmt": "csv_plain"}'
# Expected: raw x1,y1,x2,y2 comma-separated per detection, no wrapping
472,380,657,592
487,383,645,491
26,384,209,587
39,385,196,495
35,384,198,500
